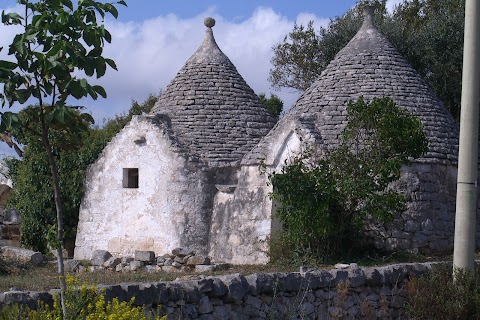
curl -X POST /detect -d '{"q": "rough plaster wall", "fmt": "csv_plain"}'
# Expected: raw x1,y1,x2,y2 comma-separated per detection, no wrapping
75,116,211,260
209,124,302,264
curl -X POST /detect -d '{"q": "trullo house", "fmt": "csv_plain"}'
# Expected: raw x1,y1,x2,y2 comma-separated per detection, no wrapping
75,9,473,264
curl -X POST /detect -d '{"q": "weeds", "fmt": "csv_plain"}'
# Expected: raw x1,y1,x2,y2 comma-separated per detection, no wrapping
406,264,480,319
0,276,166,320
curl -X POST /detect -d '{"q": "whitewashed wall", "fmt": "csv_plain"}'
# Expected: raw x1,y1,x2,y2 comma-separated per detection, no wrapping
75,116,209,260
209,119,303,264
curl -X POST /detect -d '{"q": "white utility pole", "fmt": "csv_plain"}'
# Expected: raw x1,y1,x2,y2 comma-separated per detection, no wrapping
453,0,480,270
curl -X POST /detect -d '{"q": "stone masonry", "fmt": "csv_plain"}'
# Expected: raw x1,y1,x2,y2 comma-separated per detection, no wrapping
76,10,465,264
0,261,456,320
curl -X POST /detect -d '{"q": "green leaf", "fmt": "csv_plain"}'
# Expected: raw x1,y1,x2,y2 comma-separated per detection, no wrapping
2,112,19,130
118,0,127,7
61,0,74,11
2,12,22,25
53,107,65,123
105,4,118,19
93,85,106,98
104,29,112,43
87,47,102,58
95,57,106,78
43,81,54,96
11,34,24,55
24,31,39,42
83,29,95,47
105,58,117,71
14,88,31,104
46,44,62,57
84,58,95,76
86,83,98,100
81,112,94,124
66,80,86,99
0,60,17,71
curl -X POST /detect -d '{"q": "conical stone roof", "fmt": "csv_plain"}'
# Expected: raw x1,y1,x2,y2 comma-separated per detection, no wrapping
150,18,277,167
244,7,459,165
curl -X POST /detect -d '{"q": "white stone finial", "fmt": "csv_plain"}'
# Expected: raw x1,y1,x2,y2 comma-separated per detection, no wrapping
204,17,215,28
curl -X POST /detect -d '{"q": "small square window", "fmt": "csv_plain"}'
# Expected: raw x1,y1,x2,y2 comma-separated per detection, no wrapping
123,168,139,188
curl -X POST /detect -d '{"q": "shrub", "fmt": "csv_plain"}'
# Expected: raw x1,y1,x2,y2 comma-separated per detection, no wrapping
406,264,480,320
0,276,166,320
267,97,427,262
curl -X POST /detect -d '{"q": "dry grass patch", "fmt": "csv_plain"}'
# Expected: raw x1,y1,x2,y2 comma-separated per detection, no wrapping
0,260,299,292
0,250,452,293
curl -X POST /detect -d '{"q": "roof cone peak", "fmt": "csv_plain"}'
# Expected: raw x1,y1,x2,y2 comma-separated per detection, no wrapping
361,5,376,30
186,17,230,65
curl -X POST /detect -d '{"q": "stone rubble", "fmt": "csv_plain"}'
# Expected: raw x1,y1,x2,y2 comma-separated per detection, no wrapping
76,247,228,274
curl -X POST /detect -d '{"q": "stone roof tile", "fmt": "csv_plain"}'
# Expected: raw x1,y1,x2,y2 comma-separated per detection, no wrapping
151,18,276,167
243,6,459,165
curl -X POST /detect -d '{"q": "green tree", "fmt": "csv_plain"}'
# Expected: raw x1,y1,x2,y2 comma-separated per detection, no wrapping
0,0,126,317
385,0,465,119
258,92,284,117
269,1,386,92
267,97,427,262
269,0,464,119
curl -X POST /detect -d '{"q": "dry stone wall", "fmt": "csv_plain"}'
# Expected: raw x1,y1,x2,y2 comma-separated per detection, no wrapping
367,163,459,252
0,262,446,319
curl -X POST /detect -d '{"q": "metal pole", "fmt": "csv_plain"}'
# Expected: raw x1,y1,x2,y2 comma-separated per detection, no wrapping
453,0,480,271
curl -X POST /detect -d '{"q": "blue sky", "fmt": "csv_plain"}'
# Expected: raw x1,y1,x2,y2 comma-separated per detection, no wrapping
0,0,403,156
115,1,359,22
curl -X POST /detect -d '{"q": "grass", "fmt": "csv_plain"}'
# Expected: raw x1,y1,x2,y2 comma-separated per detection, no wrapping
0,259,299,292
0,250,453,293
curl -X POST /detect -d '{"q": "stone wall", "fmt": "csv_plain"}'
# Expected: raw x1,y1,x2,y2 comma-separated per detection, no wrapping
366,163,480,253
0,262,443,319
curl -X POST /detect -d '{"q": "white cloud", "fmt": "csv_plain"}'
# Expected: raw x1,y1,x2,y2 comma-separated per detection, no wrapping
87,7,331,120
386,0,407,14
0,5,334,155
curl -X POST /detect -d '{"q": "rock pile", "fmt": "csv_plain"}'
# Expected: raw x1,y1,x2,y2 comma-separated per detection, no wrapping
66,247,229,273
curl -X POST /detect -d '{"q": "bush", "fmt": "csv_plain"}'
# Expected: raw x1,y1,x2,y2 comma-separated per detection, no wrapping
267,97,427,262
0,276,166,320
406,265,480,320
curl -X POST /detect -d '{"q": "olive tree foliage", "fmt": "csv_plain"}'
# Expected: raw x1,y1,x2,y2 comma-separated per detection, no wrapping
0,0,125,316
269,0,387,92
5,95,157,254
267,97,427,262
258,92,283,117
269,0,465,120
385,0,464,120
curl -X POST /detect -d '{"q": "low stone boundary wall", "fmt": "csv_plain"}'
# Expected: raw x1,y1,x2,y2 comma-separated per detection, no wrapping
0,262,446,319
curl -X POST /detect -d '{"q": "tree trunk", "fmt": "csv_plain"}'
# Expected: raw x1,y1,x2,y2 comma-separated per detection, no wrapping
40,121,68,318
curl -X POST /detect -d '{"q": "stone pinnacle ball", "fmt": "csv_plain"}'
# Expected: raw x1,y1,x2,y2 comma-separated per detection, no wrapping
204,17,215,28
